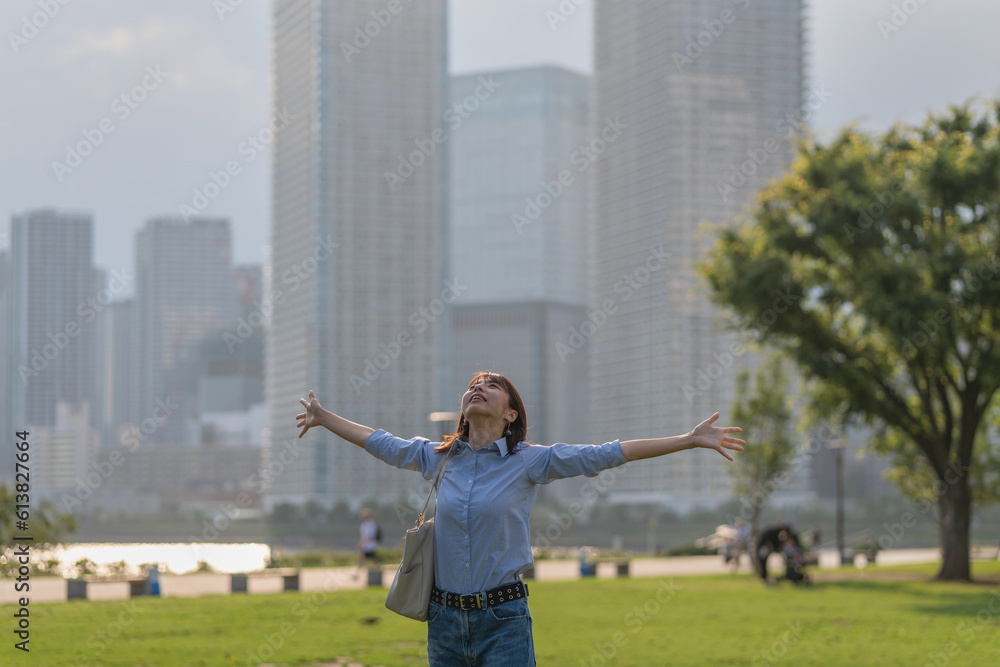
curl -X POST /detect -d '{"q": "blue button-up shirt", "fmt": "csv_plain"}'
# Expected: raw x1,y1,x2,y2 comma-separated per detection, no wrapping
365,429,627,595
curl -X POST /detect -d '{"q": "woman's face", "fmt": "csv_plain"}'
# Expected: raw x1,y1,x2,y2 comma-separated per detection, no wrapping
461,376,514,422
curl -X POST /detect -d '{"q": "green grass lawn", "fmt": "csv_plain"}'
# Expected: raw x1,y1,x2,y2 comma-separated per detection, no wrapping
4,562,1000,666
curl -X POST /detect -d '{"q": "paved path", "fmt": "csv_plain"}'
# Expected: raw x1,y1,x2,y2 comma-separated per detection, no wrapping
4,548,992,604
532,548,960,581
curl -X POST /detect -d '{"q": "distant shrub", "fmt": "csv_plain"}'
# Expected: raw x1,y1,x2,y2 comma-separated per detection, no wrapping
666,543,716,557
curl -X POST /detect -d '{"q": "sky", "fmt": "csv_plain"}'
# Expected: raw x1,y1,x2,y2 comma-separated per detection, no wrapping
1,0,998,279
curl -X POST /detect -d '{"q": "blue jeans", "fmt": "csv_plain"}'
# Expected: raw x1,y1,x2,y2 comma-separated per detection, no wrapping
426,596,535,666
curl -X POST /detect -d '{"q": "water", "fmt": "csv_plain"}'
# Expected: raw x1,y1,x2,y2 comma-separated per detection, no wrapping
36,542,271,577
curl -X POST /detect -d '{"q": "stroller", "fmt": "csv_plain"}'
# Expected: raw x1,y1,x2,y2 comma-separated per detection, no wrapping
756,524,814,585
781,533,812,585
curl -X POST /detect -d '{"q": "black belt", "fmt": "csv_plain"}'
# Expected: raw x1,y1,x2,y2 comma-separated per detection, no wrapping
431,581,528,611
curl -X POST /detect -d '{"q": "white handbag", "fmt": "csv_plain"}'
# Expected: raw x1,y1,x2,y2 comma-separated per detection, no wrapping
384,444,457,621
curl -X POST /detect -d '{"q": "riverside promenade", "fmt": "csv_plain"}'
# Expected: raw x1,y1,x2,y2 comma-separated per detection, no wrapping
2,548,982,605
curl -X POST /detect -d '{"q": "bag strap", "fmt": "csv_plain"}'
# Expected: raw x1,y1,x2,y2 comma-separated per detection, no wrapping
417,442,458,524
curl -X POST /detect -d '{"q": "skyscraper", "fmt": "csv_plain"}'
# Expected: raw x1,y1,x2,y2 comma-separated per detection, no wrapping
449,66,589,307
104,298,140,446
32,402,99,500
267,0,447,507
589,0,808,510
89,266,108,441
446,66,591,452
135,217,234,444
8,209,95,430
0,248,10,478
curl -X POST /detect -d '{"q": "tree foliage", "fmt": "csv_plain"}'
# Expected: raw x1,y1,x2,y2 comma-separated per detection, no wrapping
701,96,1000,581
0,484,77,577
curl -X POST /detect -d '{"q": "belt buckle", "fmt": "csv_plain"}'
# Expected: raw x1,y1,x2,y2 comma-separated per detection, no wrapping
459,594,481,610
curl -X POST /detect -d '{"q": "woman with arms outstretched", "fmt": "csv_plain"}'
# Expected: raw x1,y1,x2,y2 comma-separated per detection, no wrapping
296,371,745,666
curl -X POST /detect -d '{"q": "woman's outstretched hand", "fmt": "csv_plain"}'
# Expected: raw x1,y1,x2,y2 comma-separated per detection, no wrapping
620,413,746,462
293,392,373,447
689,412,745,461
296,389,324,438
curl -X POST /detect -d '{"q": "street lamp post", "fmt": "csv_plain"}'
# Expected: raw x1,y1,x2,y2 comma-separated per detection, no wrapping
826,439,850,565
429,412,460,441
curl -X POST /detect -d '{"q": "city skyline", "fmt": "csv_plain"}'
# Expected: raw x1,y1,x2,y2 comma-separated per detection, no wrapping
2,0,998,276
2,2,996,512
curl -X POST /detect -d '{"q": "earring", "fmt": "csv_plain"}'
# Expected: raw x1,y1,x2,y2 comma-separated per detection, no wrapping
504,423,512,436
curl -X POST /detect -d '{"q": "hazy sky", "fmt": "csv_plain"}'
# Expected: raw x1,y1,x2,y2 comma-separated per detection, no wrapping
1,0,998,277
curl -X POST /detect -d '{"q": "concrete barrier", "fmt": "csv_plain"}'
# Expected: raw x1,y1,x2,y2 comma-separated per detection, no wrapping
817,550,844,569
159,573,231,598
129,580,149,597
0,577,66,604
86,581,131,601
67,579,88,599
231,573,248,593
298,566,364,592
0,549,961,605
872,548,941,566
532,559,580,582
596,561,628,578
246,572,285,594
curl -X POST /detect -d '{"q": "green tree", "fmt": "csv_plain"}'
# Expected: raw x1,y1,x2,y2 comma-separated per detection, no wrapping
701,96,1000,581
728,356,797,552
0,485,77,577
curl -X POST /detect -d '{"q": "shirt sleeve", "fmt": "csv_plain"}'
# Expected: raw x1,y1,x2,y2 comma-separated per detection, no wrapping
519,440,627,485
363,429,440,479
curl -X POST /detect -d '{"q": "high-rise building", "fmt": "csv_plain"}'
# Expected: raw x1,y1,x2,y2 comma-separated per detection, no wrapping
135,217,234,444
0,249,11,479
234,265,263,320
89,266,108,441
449,66,589,306
32,401,99,500
197,335,266,446
447,303,589,448
8,209,95,431
198,264,266,446
446,66,591,453
267,0,447,507
104,298,140,446
589,0,809,510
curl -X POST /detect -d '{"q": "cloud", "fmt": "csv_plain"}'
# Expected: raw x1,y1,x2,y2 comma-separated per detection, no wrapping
50,25,142,60
0,0,271,272
42,14,255,94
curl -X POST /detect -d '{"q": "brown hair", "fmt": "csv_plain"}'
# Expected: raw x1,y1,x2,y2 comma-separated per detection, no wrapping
435,371,528,454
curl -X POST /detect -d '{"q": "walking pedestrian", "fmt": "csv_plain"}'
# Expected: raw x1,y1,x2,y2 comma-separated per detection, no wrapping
357,507,380,576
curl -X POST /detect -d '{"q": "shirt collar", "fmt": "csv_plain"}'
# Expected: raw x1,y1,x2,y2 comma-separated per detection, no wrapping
458,437,512,457
495,437,510,457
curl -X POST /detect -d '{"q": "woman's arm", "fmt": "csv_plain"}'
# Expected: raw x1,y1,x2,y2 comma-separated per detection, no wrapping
296,390,373,447
621,413,745,462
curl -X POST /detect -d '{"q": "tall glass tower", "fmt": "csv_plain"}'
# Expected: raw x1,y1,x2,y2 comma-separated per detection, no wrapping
267,0,448,507
589,0,809,510
446,66,591,455
135,217,234,444
8,209,95,429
